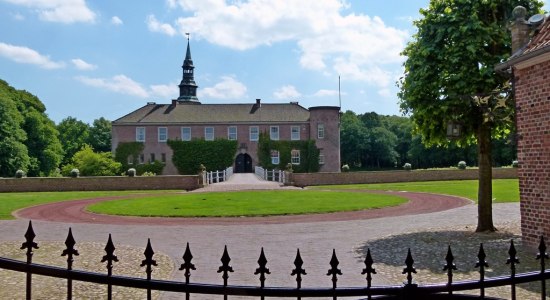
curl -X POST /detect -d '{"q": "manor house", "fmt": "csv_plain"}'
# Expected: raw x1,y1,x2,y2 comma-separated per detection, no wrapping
111,41,341,175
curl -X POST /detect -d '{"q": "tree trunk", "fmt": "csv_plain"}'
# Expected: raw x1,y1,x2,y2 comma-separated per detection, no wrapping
476,122,496,232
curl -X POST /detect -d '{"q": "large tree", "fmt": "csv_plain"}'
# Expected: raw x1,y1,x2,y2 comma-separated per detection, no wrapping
0,95,30,177
57,117,90,165
398,0,543,231
87,117,112,153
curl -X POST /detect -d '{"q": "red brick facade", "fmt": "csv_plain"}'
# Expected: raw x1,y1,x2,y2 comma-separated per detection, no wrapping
112,104,341,175
515,59,550,247
502,14,550,247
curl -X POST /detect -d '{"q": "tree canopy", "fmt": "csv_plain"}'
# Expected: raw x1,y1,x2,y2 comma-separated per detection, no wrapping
398,0,543,231
0,79,63,177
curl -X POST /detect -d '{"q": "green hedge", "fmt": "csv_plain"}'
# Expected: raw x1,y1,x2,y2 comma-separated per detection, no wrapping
168,139,238,174
257,132,319,173
114,142,164,175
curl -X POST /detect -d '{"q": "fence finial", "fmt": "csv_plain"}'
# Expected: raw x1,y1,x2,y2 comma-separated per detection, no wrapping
254,247,270,288
180,242,196,283
443,245,457,294
61,228,79,265
21,220,39,263
475,243,489,298
402,248,417,285
362,248,376,290
217,245,234,285
327,249,342,289
291,248,307,290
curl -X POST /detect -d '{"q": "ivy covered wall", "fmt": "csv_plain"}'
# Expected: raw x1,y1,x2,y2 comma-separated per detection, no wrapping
257,132,319,173
114,142,164,175
168,139,238,174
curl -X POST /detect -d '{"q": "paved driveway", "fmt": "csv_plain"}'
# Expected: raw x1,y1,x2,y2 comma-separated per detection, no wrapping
0,174,521,299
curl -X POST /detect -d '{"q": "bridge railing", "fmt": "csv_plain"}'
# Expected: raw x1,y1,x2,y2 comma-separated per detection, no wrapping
2,221,549,300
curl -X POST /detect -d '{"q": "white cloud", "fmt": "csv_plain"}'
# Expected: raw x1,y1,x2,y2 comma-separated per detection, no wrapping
12,12,25,20
111,16,123,25
378,88,392,98
71,58,96,70
170,0,408,88
0,42,65,69
312,89,339,97
200,76,247,99
3,0,96,23
273,85,301,100
146,15,176,36
75,75,149,98
150,83,177,98
166,0,177,9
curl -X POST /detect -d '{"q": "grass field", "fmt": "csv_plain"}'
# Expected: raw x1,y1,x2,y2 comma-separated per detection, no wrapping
86,190,407,217
311,179,519,203
0,190,175,220
0,179,519,219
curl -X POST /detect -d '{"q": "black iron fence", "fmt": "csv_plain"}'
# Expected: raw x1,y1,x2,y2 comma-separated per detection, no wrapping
0,221,549,300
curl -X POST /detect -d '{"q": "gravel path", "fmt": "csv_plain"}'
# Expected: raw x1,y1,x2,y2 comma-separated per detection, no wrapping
0,174,525,299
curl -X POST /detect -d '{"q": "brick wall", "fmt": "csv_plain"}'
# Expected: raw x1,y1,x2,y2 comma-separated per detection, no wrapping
0,176,200,192
290,168,517,187
515,59,550,247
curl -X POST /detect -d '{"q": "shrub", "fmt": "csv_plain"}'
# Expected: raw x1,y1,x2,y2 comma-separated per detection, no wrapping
141,171,156,176
512,160,519,168
457,161,467,170
70,168,79,178
127,168,136,177
62,145,122,176
341,164,350,172
403,163,412,170
15,170,25,178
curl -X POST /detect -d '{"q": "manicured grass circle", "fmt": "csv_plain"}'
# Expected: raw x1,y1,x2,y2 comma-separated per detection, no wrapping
86,190,407,217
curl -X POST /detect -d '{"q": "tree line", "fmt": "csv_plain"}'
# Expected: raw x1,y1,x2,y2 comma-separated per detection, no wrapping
0,79,113,177
340,110,516,170
1,78,517,178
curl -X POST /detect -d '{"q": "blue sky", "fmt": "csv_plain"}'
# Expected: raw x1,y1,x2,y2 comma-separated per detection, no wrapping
0,0,548,124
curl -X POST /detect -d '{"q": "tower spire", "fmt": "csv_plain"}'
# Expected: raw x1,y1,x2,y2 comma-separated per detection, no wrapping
177,34,199,103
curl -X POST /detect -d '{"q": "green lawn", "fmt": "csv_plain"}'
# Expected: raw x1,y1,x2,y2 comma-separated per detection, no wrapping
311,179,519,203
87,190,407,217
0,190,175,220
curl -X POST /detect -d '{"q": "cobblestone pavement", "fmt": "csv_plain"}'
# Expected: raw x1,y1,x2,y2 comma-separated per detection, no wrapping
0,174,523,299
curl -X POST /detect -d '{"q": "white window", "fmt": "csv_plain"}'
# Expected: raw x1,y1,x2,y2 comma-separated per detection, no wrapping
270,126,279,140
291,126,300,140
150,153,156,162
136,127,145,142
139,153,145,164
161,153,166,163
127,155,133,165
319,154,325,165
291,149,300,165
158,127,167,142
271,150,280,165
181,127,191,141
249,126,259,141
228,126,237,140
205,127,214,141
317,123,325,139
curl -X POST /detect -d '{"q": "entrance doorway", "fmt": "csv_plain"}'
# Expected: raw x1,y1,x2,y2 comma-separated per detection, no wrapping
235,153,252,173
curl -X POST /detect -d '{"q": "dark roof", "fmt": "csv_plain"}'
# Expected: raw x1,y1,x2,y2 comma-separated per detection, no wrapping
523,17,550,54
113,102,311,124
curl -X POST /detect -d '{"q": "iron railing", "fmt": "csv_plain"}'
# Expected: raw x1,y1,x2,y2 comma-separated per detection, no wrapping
1,221,549,299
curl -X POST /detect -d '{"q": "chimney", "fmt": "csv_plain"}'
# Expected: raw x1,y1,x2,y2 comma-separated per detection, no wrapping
510,6,530,54
256,98,261,105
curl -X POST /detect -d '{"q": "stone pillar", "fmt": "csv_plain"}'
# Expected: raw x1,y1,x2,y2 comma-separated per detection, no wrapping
510,6,530,54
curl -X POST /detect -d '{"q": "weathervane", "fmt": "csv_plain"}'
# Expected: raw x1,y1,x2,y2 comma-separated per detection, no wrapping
185,32,190,41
